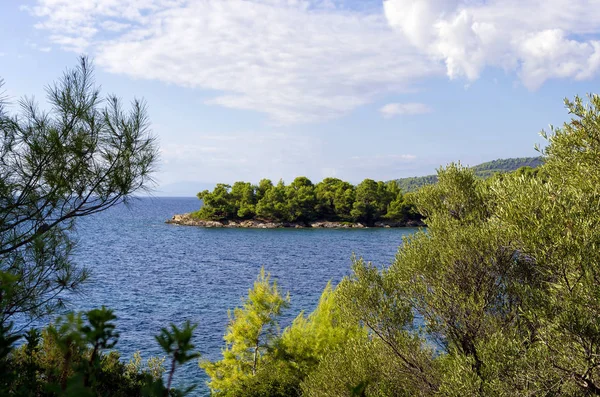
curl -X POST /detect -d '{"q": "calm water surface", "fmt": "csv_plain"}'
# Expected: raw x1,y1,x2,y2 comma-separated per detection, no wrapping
66,197,417,395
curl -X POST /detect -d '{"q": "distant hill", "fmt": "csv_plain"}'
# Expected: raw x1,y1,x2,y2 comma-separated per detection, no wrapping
396,157,543,193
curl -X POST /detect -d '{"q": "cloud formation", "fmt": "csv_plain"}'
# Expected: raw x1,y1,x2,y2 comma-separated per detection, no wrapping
384,0,600,89
27,0,600,123
380,102,432,118
27,0,439,123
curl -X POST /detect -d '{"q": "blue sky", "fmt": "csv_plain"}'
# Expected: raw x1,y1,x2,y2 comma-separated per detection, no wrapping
1,0,599,196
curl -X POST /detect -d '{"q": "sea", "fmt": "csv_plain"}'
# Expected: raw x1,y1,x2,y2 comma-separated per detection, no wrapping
58,197,417,395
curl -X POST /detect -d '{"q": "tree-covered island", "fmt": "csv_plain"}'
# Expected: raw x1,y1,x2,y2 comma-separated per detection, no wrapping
168,177,424,228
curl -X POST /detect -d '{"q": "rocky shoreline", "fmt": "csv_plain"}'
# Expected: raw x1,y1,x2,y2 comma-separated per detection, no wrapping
166,213,424,229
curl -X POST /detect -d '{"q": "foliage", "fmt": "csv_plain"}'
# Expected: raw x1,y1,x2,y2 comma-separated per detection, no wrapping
194,177,417,226
0,57,158,328
279,282,364,373
350,180,399,225
286,177,318,222
0,306,199,396
196,184,236,220
207,93,600,396
314,178,355,221
201,268,290,395
203,273,363,396
255,180,288,221
470,156,543,177
0,58,204,397
154,321,201,396
230,182,257,219
301,336,425,397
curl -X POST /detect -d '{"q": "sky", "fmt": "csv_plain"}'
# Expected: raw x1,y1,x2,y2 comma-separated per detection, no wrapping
1,0,600,196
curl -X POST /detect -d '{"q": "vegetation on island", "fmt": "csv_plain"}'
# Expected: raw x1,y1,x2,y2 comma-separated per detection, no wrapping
395,156,543,192
194,177,421,226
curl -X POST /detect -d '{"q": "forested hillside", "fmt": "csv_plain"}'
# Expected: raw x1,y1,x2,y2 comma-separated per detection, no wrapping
396,156,543,192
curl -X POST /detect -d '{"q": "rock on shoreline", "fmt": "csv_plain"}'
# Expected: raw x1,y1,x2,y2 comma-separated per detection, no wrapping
166,213,424,229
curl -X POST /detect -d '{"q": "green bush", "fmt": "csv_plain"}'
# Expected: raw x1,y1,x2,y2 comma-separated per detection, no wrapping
0,307,198,396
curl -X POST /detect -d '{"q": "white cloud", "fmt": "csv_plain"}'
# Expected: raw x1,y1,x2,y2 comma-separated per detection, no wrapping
26,0,600,123
27,0,441,124
383,0,600,88
100,21,131,32
25,41,52,53
380,102,432,118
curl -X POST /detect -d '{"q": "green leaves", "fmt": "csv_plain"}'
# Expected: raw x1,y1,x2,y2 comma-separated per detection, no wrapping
155,321,200,366
154,321,200,396
0,306,197,396
83,307,119,353
0,57,158,325
202,268,290,395
305,94,600,396
196,177,418,226
203,270,369,397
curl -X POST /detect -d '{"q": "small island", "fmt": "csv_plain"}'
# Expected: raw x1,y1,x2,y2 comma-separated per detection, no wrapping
167,177,424,228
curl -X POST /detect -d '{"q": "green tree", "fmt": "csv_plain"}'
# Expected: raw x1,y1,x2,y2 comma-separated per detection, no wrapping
332,182,356,221
314,178,356,221
255,179,273,202
202,268,290,395
314,178,343,220
285,177,317,222
350,179,387,225
301,336,423,397
196,184,236,221
278,282,364,378
0,57,158,329
382,181,408,221
203,278,365,397
3,307,197,396
303,95,600,396
230,182,257,219
256,180,288,221
154,321,201,395
486,94,600,395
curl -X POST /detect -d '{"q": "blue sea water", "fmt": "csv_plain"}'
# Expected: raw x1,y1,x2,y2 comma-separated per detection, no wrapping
63,197,417,395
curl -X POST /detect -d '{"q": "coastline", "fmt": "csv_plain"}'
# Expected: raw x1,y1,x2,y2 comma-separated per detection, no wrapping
166,213,424,229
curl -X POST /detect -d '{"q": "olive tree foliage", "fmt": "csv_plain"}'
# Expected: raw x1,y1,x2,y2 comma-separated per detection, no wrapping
488,94,600,395
304,94,600,397
0,57,158,328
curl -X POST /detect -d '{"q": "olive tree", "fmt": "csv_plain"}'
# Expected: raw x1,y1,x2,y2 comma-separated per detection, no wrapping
0,57,158,330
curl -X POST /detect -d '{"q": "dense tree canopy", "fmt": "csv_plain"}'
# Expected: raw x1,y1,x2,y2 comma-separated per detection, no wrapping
203,94,600,396
195,177,419,226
